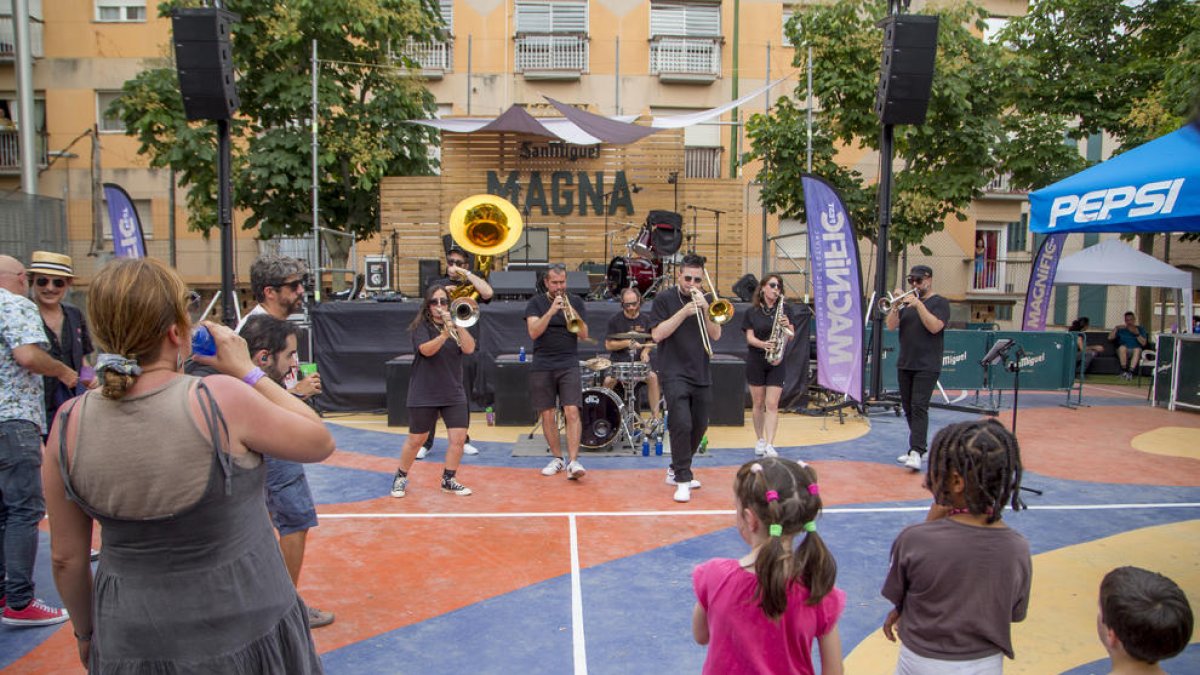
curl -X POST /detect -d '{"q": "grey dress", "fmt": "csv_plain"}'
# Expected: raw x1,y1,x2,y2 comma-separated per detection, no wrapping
57,375,323,674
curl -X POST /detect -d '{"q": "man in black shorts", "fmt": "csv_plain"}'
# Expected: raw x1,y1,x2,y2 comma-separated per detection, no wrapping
650,254,720,503
525,264,589,479
603,287,661,423
885,264,950,472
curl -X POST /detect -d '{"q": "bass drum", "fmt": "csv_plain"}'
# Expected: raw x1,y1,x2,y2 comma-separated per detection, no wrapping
606,256,660,296
580,387,624,450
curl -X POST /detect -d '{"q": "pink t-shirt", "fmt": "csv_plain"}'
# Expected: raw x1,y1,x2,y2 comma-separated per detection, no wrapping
693,558,846,675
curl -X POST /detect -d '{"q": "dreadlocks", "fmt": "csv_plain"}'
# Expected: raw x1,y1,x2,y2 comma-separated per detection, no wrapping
927,419,1024,524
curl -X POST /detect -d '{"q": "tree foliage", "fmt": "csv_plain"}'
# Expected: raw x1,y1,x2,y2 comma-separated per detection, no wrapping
114,0,443,242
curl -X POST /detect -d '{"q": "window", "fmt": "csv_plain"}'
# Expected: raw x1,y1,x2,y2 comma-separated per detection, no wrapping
782,6,798,47
1086,132,1103,163
515,1,588,34
995,305,1013,321
1006,216,1027,253
982,16,1008,44
435,0,454,33
514,1,589,73
102,198,154,239
650,1,720,37
649,1,721,77
97,91,125,133
96,0,146,23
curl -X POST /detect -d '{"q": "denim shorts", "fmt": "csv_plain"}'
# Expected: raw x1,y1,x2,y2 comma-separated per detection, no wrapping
263,456,318,536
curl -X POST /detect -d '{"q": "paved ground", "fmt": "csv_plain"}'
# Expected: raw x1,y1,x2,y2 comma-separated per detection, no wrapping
3,383,1198,674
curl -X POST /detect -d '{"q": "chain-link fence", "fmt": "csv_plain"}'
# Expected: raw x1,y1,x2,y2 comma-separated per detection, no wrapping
0,192,66,264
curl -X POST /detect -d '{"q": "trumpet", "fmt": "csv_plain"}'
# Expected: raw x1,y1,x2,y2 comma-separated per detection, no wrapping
440,310,462,346
877,288,920,313
450,296,479,328
552,291,585,334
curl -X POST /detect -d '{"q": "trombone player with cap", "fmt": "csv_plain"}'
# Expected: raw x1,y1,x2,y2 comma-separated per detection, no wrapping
649,254,727,503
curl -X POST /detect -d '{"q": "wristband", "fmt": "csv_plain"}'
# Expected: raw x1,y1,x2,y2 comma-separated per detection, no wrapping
242,367,267,387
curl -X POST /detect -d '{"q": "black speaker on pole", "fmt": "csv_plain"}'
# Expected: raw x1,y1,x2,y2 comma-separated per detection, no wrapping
874,15,939,126
172,8,240,121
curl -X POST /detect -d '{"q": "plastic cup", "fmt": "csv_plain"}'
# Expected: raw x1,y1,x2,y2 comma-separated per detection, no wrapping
299,362,318,377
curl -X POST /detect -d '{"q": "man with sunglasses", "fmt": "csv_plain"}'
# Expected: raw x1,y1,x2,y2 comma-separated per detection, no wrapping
650,254,720,503
885,264,950,472
417,245,490,458
526,263,589,480
604,288,661,423
27,252,94,441
231,255,333,627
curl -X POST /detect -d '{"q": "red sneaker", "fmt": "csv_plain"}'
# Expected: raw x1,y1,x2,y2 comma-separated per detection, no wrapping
1,599,70,627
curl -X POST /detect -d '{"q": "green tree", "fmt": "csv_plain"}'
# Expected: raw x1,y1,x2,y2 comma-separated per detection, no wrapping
114,0,442,268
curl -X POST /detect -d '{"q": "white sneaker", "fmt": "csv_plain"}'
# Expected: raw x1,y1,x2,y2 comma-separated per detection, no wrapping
896,452,910,464
462,442,480,456
754,439,767,456
763,444,779,458
903,450,922,471
541,457,565,476
416,445,429,460
673,483,692,503
665,468,701,489
567,460,586,480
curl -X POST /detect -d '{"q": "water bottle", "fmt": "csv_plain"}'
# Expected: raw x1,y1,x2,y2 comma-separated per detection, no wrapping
641,436,650,457
485,406,495,426
518,346,526,363
698,435,709,455
654,437,663,456
191,326,217,357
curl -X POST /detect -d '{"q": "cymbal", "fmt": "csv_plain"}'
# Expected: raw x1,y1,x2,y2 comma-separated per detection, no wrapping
609,331,652,341
583,356,612,371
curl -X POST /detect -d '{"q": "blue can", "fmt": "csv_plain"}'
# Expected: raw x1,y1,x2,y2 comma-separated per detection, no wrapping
191,326,217,357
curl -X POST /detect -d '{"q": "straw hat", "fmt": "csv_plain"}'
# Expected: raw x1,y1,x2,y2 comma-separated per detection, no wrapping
28,251,75,278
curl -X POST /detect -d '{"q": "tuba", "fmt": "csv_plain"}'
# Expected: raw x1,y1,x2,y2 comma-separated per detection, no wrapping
447,194,524,302
765,297,796,366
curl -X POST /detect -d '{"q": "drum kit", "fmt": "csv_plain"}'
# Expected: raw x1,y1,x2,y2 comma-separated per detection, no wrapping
578,331,663,451
604,213,683,299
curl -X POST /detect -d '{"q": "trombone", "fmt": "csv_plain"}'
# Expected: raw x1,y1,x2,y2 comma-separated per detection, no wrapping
877,288,920,313
691,270,735,357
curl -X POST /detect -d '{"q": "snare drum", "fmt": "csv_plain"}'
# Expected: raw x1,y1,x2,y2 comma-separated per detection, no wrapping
606,256,660,296
579,359,609,388
580,387,624,450
610,361,650,387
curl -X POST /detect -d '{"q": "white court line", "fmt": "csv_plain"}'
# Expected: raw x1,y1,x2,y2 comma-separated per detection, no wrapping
568,514,588,675
318,503,1200,519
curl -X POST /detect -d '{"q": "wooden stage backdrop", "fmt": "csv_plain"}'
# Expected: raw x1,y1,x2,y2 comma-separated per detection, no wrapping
380,128,746,296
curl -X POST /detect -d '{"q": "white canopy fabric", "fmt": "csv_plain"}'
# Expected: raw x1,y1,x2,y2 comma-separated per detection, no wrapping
1054,239,1194,323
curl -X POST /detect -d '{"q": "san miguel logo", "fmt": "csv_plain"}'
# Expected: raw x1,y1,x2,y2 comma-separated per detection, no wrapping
518,142,601,162
487,170,636,217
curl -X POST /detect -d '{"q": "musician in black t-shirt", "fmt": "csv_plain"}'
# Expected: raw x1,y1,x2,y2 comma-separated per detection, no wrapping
649,254,720,503
885,264,951,472
740,273,799,459
390,285,477,498
525,264,589,480
603,287,661,421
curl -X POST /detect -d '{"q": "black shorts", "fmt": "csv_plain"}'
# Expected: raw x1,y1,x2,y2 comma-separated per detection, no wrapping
408,403,470,435
529,367,583,411
746,352,786,387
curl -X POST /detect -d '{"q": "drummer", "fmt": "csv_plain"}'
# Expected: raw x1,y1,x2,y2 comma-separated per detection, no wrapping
603,288,662,422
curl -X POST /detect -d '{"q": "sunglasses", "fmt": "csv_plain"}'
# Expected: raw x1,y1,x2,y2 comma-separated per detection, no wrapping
448,259,468,267
765,282,779,289
621,301,640,307
907,276,925,284
34,277,67,288
273,279,305,291
430,298,450,306
682,275,702,283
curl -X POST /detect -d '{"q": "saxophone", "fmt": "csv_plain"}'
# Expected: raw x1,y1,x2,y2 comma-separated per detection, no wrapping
765,298,795,366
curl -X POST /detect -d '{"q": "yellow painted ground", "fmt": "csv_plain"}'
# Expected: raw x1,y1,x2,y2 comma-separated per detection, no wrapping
325,411,870,449
1130,427,1200,461
845,520,1200,674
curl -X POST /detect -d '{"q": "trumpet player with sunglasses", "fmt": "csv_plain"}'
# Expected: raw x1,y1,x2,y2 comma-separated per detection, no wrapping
391,285,477,499
649,254,723,503
884,265,950,472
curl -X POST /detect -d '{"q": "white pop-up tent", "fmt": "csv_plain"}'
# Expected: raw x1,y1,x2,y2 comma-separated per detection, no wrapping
1054,239,1194,327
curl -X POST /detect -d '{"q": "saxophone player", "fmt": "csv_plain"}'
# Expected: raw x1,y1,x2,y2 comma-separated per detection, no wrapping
741,274,798,457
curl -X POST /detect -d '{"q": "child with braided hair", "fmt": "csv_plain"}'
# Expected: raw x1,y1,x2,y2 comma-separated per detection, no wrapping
882,419,1032,674
692,457,845,674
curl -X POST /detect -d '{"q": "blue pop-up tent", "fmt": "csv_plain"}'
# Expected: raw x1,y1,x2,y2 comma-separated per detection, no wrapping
1029,123,1200,234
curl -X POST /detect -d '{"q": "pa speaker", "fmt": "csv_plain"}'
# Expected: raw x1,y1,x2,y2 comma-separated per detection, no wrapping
418,259,442,295
733,274,758,302
386,356,415,427
710,354,747,426
875,15,939,126
490,270,537,299
172,8,240,121
566,271,590,298
364,256,391,291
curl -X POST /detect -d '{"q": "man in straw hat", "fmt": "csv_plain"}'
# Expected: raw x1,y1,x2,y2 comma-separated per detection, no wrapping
28,252,94,435
0,254,75,626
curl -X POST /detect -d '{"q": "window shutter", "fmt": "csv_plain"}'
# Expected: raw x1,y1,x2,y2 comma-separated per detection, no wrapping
651,1,720,37
517,1,587,33
439,0,454,32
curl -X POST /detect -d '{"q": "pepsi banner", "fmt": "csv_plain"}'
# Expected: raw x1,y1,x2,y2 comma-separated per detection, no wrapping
103,183,146,258
1021,232,1067,331
802,175,864,401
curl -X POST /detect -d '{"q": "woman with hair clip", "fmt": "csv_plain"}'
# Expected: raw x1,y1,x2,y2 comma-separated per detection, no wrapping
741,274,798,458
391,284,476,498
42,257,334,673
692,457,845,674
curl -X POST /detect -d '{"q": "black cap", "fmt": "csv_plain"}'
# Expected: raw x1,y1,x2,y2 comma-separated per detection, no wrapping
447,245,468,258
909,264,933,278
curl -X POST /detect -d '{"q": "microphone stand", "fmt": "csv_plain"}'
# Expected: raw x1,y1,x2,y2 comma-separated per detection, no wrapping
1002,344,1042,496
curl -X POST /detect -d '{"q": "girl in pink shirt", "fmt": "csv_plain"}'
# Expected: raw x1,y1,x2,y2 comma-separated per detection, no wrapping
692,458,845,674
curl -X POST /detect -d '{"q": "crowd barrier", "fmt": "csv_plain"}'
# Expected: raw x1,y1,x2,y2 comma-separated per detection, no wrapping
1153,334,1200,412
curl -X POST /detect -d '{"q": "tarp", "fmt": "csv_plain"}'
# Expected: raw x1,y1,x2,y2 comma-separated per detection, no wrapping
1053,239,1193,324
1029,123,1200,234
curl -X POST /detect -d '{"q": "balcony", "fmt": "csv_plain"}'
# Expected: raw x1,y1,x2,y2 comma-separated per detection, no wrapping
515,34,588,80
0,130,49,173
684,146,722,178
403,38,453,79
981,173,1029,200
0,16,44,60
969,257,1031,297
649,36,721,83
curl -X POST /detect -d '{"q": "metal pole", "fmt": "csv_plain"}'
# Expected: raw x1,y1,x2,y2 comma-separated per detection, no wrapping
311,39,322,302
90,127,102,255
869,122,895,401
614,36,620,115
806,45,813,173
761,42,770,279
218,118,235,326
728,0,740,178
467,35,473,115
169,167,177,267
14,0,36,194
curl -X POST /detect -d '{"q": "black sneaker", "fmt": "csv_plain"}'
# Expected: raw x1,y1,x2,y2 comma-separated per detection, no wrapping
441,477,473,496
